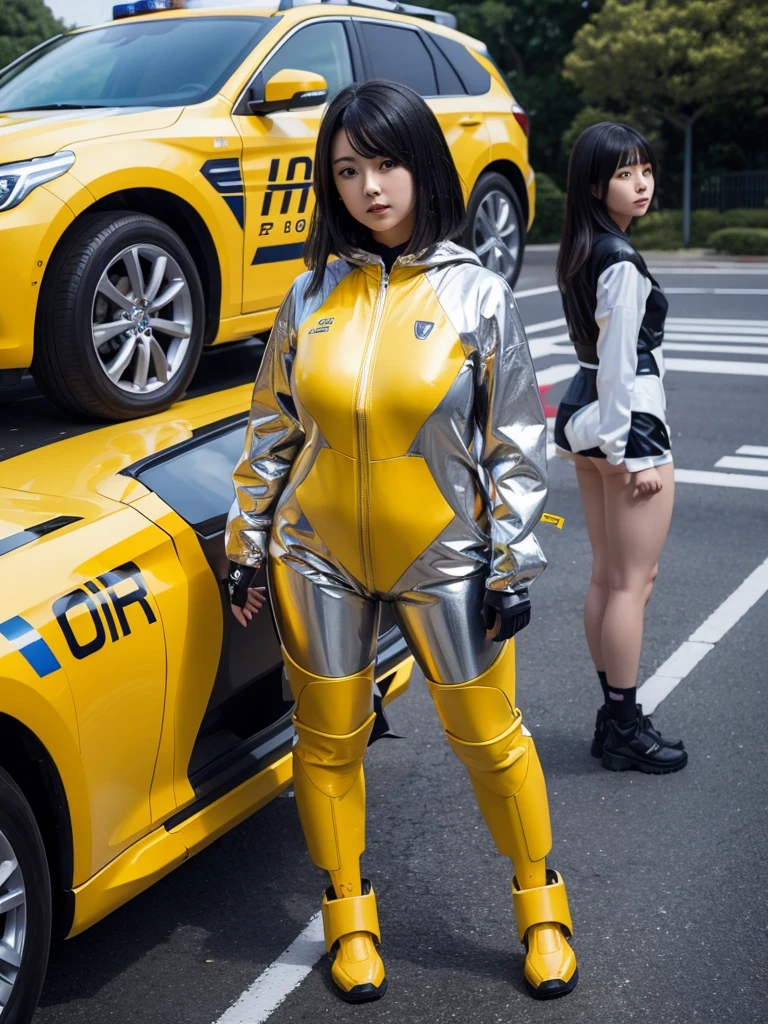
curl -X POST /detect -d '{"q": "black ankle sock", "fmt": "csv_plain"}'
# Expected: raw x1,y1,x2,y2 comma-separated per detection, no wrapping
606,685,637,722
597,670,610,703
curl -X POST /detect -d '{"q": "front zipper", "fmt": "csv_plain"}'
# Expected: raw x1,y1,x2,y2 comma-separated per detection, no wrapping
354,268,389,592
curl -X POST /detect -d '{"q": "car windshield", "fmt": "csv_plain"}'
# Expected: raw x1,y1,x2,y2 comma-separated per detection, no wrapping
0,16,276,113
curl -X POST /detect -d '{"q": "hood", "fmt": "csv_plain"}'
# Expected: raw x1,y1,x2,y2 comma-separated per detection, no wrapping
0,105,183,165
347,240,483,272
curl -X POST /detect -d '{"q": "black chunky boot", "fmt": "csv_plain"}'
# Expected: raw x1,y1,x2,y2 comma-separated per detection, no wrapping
601,715,688,774
591,704,685,758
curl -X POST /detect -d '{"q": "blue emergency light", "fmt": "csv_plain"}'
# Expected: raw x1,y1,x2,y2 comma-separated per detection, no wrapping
113,1,177,19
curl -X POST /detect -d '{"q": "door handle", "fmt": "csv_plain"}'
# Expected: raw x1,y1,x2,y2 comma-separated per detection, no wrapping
459,116,481,127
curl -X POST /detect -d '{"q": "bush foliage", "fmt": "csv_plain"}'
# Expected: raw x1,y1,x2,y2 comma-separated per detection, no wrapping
706,227,768,255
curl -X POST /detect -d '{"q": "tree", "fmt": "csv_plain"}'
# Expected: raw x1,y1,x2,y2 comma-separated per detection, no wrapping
420,1,605,181
563,0,768,245
0,0,66,71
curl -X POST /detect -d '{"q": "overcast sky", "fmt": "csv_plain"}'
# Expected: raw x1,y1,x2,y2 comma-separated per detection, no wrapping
46,1,120,27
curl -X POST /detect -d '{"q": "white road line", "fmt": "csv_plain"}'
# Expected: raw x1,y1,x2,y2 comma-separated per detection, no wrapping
674,468,768,491
715,455,768,473
665,342,768,357
214,913,325,1024
525,317,567,333
515,285,560,298
667,333,768,346
664,288,768,295
536,364,576,387
665,357,768,375
638,555,768,713
649,266,768,275
667,323,768,335
737,445,768,457
668,317,768,327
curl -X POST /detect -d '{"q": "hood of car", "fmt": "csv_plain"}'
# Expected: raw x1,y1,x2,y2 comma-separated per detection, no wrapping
0,384,252,505
0,106,183,165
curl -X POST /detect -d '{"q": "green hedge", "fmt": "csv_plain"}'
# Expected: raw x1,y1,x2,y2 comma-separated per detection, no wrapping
527,173,566,243
526,184,768,250
630,208,768,250
707,228,768,255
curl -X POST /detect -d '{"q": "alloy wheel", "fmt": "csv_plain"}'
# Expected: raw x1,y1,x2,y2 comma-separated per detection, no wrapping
91,244,194,394
0,828,26,1015
472,189,521,283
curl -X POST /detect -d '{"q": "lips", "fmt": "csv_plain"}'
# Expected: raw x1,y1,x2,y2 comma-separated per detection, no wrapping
368,204,389,213
634,198,649,205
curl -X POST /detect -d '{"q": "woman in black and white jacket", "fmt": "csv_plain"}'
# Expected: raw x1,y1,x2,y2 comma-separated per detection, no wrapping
555,122,687,774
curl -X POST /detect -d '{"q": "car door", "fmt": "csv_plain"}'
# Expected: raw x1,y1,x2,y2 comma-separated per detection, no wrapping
234,18,358,315
352,19,491,203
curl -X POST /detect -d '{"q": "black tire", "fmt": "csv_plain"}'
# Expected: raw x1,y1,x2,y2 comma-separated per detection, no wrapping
464,172,526,288
0,768,51,1024
33,212,205,420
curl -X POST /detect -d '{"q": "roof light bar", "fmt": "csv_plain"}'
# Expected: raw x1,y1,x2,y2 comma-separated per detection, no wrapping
113,1,176,20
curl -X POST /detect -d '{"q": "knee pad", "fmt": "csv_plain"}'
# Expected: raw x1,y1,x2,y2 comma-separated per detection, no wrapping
282,649,375,872
426,642,552,864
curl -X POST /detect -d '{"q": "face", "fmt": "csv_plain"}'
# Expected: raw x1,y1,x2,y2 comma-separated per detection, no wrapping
331,128,416,246
602,161,655,228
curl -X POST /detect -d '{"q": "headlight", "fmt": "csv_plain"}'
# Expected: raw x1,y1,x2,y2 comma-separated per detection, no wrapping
0,151,76,212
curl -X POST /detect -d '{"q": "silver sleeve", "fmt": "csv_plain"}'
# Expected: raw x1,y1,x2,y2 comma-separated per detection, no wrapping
225,282,305,567
476,278,548,593
594,261,652,467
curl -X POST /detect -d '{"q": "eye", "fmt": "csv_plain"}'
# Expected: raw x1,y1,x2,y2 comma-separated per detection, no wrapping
644,167,653,176
380,158,397,170
338,166,356,178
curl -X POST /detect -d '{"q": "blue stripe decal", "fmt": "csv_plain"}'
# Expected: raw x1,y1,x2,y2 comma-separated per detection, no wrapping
251,242,305,265
21,637,61,677
0,616,33,643
0,615,61,677
223,195,244,228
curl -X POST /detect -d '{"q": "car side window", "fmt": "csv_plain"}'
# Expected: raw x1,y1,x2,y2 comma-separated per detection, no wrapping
358,23,438,97
422,33,466,96
259,20,354,98
131,422,247,533
431,36,491,96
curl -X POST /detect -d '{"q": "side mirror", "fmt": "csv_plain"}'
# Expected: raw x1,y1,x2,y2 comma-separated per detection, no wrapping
247,69,328,116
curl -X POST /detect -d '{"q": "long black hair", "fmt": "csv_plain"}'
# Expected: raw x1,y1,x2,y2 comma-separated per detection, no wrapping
556,121,658,293
304,80,465,296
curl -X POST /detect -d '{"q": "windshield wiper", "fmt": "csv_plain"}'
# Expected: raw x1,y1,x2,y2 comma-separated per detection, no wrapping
0,103,110,112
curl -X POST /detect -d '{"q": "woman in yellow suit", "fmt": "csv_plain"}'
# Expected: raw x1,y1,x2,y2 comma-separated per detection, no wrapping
225,81,577,1003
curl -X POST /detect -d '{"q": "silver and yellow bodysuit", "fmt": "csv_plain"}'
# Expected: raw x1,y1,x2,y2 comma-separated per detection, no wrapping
226,242,577,1000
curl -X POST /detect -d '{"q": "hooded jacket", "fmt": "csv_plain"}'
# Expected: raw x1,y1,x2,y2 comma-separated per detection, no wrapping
225,242,547,596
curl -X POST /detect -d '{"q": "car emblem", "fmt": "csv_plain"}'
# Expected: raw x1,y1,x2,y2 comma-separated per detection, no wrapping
414,320,434,340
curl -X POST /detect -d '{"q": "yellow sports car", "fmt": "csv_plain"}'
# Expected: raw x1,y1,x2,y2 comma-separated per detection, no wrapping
0,386,413,1023
0,0,535,420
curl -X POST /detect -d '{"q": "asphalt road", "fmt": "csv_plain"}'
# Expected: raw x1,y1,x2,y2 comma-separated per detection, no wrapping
10,249,768,1024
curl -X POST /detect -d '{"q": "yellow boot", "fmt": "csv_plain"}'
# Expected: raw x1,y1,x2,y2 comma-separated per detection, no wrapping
427,641,578,999
284,650,387,1002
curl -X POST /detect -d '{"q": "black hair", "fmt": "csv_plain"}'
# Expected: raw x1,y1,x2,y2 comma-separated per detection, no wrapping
556,121,658,294
304,79,465,296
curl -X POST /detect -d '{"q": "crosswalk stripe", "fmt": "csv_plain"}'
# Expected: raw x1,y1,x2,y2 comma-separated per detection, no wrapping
665,342,768,357
736,445,768,457
715,456,768,473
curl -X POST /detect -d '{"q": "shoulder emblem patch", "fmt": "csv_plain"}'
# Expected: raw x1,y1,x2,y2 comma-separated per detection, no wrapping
414,320,434,340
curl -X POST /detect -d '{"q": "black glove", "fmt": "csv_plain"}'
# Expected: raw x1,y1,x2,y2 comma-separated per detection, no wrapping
227,562,258,607
482,588,531,642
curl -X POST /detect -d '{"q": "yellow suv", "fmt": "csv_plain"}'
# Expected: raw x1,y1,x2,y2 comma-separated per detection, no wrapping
0,0,535,420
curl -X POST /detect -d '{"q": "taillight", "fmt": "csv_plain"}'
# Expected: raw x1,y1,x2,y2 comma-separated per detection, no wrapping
512,102,529,138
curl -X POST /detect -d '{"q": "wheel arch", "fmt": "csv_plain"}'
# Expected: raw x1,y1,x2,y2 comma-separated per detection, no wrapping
0,714,75,937
475,159,531,233
42,188,222,346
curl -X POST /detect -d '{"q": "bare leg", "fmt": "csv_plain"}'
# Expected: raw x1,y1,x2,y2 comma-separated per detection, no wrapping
595,460,675,689
574,456,610,672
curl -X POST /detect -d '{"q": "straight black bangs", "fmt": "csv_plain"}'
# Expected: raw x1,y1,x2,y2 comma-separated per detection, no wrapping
341,100,413,167
303,80,466,295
